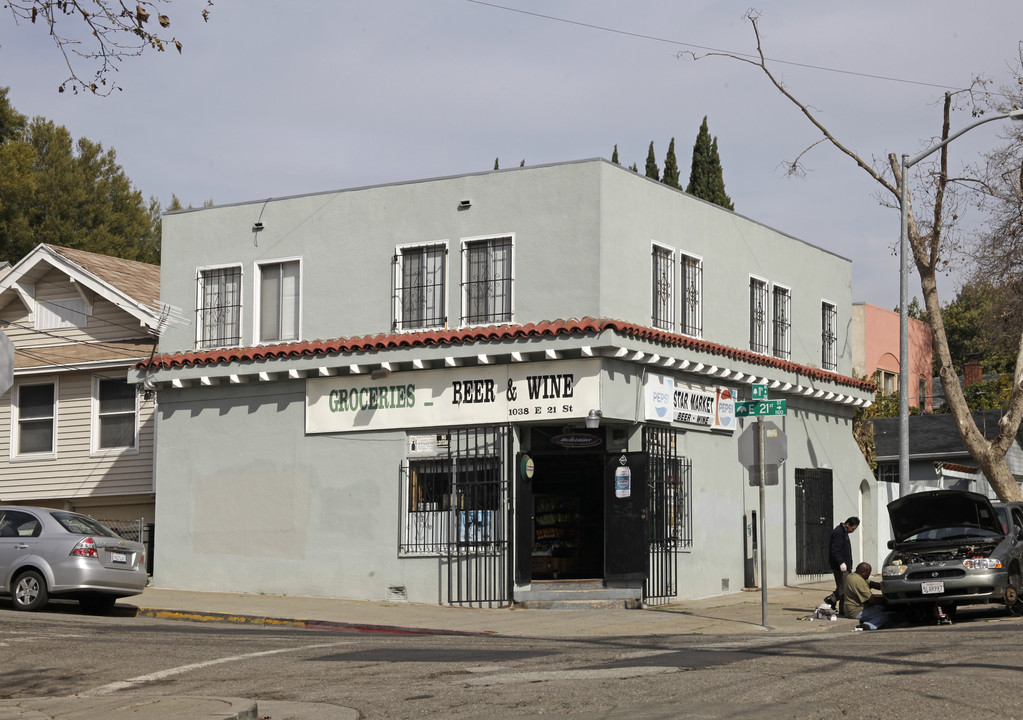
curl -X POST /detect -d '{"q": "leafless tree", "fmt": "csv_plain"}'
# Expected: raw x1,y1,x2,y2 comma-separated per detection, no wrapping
4,0,213,95
684,11,1023,501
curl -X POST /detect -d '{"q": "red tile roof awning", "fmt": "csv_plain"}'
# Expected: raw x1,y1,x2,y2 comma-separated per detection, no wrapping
138,318,874,392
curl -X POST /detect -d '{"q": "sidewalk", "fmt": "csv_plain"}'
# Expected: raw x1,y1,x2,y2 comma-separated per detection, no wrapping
0,581,849,719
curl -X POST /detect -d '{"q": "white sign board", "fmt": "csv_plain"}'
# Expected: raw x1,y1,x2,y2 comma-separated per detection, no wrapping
643,373,736,432
306,359,600,433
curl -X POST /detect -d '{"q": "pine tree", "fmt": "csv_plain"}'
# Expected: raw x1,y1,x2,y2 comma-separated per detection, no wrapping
662,137,681,189
494,157,499,170
644,142,659,180
686,117,734,210
611,144,619,164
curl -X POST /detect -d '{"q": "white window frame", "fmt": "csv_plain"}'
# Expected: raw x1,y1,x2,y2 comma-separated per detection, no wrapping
35,297,92,330
254,257,302,344
749,275,769,355
11,379,58,461
771,283,791,360
679,251,703,338
651,242,675,332
196,264,243,349
460,234,514,327
90,376,140,456
822,299,838,371
394,242,448,331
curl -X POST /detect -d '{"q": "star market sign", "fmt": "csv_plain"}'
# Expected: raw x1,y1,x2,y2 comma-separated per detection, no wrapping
643,373,735,432
306,359,600,433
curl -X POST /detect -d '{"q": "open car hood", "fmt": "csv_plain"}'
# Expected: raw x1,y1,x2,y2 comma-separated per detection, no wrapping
887,489,1003,543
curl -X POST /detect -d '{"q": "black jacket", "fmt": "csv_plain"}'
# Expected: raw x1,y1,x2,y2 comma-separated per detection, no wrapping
829,523,853,571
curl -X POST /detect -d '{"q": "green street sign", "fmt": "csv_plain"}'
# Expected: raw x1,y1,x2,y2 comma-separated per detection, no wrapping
751,383,769,400
735,399,787,417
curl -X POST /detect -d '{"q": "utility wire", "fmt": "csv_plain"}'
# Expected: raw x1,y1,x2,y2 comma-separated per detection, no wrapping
465,0,983,93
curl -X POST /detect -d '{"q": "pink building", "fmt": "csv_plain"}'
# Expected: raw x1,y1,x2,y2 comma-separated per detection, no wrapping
851,302,933,412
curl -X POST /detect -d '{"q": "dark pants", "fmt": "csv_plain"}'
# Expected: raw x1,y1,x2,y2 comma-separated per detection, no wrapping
828,568,849,611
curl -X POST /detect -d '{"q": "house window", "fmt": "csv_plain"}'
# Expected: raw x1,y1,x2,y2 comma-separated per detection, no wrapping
257,260,300,343
749,277,768,354
394,244,446,331
918,378,927,410
461,236,512,325
821,300,838,371
651,244,674,331
772,285,791,360
13,382,55,457
36,297,90,330
93,378,138,452
876,370,897,395
680,253,702,337
197,266,242,349
875,462,899,484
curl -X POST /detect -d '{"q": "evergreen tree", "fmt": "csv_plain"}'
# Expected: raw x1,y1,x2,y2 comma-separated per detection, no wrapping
611,144,619,164
644,142,659,180
0,88,161,264
629,162,638,172
494,157,499,170
686,116,734,210
661,137,681,189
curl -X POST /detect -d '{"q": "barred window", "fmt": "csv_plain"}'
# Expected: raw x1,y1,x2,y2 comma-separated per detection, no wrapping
680,253,702,337
461,236,512,325
651,244,674,331
772,285,791,360
197,266,242,349
395,244,446,331
749,277,768,354
822,300,838,371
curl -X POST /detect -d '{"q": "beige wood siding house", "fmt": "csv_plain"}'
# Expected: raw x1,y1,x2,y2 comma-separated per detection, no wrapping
0,244,161,524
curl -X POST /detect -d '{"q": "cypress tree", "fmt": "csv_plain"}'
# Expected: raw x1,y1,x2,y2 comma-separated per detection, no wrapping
494,157,499,170
611,144,619,164
662,137,681,189
686,117,734,210
644,142,659,181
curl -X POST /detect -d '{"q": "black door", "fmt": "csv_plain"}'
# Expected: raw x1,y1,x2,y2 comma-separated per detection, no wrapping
604,452,648,581
795,468,833,575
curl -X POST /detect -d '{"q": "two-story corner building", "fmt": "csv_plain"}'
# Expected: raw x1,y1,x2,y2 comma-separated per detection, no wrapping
0,244,162,528
135,159,876,607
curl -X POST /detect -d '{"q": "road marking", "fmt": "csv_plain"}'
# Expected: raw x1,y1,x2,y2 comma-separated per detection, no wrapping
80,641,353,697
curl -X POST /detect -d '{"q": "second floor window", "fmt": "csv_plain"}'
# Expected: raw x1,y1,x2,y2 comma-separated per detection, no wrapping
822,300,838,371
258,260,300,343
461,236,512,325
395,244,446,331
749,277,768,354
772,285,791,360
14,382,55,456
197,266,242,349
680,253,702,337
651,244,674,331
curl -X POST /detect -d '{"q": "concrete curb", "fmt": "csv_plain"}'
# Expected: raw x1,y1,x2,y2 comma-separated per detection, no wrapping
0,696,257,720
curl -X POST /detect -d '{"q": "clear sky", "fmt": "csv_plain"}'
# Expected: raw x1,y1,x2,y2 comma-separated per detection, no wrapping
2,1,1021,310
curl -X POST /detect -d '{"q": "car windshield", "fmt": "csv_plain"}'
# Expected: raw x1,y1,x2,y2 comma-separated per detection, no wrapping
52,512,121,538
903,524,1003,542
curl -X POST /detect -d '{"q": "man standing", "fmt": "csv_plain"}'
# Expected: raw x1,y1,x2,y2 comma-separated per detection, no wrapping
844,562,890,630
824,516,859,612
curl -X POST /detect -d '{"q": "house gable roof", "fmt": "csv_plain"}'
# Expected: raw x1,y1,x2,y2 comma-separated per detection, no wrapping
0,244,161,330
872,409,1015,460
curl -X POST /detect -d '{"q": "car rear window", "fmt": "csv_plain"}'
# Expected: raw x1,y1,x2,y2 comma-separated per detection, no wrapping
52,512,121,538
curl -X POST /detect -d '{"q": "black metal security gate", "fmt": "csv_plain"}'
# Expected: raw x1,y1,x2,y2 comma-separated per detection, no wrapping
399,425,512,607
643,426,692,603
795,467,833,575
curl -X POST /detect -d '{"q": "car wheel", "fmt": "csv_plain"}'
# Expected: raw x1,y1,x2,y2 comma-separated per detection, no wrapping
11,570,48,612
79,594,117,615
1006,579,1023,616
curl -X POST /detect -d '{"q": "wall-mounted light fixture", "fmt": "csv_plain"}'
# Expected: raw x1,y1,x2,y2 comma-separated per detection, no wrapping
253,222,264,232
458,199,472,211
585,409,603,429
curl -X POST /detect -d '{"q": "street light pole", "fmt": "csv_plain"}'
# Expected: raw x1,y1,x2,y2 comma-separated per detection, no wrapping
898,109,1023,497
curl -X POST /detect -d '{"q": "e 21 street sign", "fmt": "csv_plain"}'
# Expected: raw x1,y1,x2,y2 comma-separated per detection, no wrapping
735,399,787,417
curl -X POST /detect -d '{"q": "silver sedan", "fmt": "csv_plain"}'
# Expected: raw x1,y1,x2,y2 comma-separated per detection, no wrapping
0,505,147,613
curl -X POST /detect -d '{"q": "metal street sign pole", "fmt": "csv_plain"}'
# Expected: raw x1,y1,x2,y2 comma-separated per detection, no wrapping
758,414,768,628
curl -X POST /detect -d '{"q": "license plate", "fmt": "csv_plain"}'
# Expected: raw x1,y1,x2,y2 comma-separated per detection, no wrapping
922,581,944,594
110,552,127,564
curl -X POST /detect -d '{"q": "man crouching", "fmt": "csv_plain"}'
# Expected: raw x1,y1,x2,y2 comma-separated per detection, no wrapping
843,562,890,630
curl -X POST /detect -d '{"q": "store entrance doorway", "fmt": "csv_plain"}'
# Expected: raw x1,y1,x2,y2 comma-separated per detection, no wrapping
528,451,605,580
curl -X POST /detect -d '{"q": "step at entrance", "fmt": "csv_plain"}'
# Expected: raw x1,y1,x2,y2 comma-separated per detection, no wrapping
513,579,642,610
